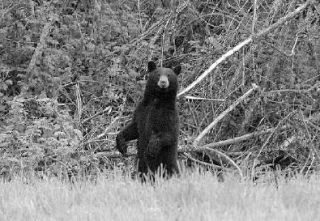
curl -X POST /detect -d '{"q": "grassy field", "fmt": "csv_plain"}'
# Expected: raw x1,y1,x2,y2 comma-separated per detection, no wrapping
0,170,319,221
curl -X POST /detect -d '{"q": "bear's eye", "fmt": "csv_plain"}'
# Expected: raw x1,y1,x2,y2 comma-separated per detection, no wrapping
158,75,169,88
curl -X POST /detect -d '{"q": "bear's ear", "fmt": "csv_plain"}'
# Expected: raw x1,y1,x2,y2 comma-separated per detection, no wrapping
148,61,157,72
173,65,181,75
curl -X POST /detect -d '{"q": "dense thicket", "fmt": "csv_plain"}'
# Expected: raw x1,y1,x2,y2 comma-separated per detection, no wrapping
0,0,319,179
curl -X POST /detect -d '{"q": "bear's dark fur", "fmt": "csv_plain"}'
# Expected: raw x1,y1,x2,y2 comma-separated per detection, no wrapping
116,61,181,178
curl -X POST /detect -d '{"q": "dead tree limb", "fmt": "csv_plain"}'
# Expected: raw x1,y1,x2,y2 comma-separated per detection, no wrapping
193,83,259,146
192,126,287,150
182,153,228,170
202,147,244,179
98,126,288,177
98,126,286,158
177,0,314,98
177,37,252,97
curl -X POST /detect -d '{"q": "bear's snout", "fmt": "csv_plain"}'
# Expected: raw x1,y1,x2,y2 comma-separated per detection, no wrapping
158,75,169,88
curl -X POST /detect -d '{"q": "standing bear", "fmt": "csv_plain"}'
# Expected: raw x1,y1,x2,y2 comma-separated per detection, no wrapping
116,61,181,178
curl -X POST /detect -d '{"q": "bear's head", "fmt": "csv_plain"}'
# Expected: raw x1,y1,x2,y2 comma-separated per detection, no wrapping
144,61,181,100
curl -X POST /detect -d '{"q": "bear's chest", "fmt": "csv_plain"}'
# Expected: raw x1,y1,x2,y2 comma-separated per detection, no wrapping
146,107,177,133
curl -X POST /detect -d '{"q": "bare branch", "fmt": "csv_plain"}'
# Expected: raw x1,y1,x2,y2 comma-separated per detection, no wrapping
101,126,285,156
203,147,244,179
184,96,225,102
193,83,259,146
98,146,244,178
182,153,227,170
177,38,252,97
177,0,314,97
201,126,287,149
254,0,314,37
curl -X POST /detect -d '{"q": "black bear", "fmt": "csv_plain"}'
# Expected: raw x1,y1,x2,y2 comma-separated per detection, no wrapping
116,61,181,178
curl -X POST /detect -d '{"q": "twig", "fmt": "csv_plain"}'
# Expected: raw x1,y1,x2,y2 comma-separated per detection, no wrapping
75,83,82,127
290,33,300,56
254,0,314,38
82,107,112,125
254,112,293,163
193,83,259,146
177,0,314,97
184,95,225,102
95,151,136,158
0,65,27,73
130,14,170,46
279,136,296,149
203,147,244,179
96,116,120,139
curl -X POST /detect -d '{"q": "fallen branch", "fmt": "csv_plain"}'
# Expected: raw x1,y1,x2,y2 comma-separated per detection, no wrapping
97,126,287,177
177,37,252,98
194,126,287,150
177,0,314,97
101,126,290,178
96,145,244,177
202,147,244,179
99,126,286,157
182,153,227,170
193,83,259,146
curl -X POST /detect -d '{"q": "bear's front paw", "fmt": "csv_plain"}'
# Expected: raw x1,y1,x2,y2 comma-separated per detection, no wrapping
116,135,128,156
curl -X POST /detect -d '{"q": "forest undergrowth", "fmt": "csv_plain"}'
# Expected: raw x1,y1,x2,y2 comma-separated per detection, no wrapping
0,0,319,179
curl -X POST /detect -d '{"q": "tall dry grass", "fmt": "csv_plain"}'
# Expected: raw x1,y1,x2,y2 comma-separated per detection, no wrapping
0,169,320,221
